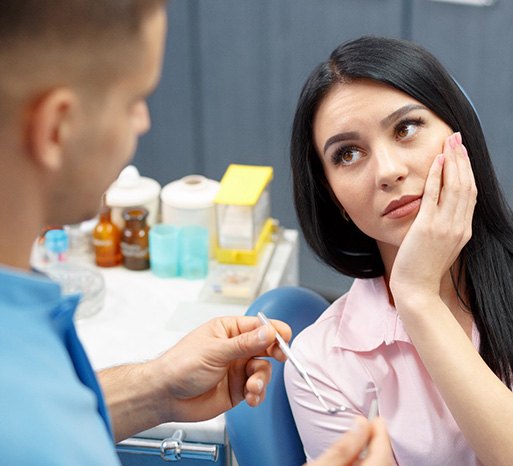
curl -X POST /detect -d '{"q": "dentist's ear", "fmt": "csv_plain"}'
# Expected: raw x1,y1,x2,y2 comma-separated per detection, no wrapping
25,87,77,172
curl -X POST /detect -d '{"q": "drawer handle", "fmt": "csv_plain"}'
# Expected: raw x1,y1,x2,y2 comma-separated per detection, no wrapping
117,429,219,462
430,0,495,6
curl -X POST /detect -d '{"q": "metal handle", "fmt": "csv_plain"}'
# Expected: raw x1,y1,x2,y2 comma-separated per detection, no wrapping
430,0,495,6
116,429,219,462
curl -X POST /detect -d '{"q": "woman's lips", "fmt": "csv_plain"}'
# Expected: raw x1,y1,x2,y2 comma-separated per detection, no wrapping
382,196,422,219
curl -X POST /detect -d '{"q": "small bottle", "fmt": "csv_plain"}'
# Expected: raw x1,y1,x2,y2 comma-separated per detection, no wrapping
44,228,69,265
45,228,69,265
93,205,122,267
121,207,150,270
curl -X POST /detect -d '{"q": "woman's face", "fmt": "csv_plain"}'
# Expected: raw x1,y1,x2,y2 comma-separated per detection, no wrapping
313,78,453,251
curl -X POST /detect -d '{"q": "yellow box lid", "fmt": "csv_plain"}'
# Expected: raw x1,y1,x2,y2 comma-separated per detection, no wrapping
214,164,273,206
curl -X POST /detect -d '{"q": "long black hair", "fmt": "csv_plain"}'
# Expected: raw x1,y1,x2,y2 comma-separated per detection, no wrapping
291,36,513,386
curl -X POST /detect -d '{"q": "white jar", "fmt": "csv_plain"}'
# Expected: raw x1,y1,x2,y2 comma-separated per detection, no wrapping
105,165,161,229
160,175,220,253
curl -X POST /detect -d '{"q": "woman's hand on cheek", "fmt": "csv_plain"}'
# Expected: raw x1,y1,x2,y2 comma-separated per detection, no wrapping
389,132,477,305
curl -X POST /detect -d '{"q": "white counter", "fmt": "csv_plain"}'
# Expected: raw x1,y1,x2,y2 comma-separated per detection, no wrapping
76,230,298,446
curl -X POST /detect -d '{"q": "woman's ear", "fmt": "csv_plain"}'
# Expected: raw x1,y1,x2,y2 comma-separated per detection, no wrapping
25,87,77,172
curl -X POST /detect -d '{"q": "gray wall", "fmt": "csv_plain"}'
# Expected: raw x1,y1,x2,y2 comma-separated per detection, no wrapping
133,0,513,300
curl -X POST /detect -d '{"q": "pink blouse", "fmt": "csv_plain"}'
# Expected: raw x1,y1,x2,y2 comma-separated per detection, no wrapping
284,277,482,465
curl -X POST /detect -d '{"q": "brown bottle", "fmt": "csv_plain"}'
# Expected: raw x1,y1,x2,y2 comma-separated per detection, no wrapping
93,206,122,267
121,207,150,270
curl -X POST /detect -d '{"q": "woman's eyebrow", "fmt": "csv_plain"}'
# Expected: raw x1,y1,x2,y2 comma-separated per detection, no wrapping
323,131,359,155
380,104,427,128
322,104,428,155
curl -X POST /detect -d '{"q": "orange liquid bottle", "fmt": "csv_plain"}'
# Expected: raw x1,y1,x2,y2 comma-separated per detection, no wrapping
93,205,122,267
120,207,150,271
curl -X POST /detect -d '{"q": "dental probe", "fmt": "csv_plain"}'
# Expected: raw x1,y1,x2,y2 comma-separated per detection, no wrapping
358,396,380,460
257,311,346,415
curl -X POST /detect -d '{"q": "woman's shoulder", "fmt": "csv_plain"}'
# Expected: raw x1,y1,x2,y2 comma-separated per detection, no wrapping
289,281,352,346
291,277,389,353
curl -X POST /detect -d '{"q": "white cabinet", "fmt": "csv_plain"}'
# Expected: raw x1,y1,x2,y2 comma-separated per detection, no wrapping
77,231,298,465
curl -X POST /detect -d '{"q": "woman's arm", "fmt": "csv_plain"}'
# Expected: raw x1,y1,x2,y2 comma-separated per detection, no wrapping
390,133,513,465
284,328,371,461
393,295,513,466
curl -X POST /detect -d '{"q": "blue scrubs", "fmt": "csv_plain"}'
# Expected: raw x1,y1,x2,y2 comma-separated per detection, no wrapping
0,266,120,465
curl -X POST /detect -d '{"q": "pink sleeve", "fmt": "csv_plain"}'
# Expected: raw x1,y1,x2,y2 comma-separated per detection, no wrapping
284,314,376,461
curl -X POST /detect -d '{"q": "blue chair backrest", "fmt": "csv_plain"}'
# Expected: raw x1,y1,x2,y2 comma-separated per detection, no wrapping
225,286,329,466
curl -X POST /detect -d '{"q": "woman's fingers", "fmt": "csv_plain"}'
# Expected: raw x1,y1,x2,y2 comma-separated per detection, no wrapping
390,132,477,296
451,140,477,244
420,152,445,216
439,133,477,248
419,132,476,238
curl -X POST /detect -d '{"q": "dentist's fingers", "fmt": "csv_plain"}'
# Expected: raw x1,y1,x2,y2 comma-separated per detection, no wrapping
307,418,372,466
243,358,271,406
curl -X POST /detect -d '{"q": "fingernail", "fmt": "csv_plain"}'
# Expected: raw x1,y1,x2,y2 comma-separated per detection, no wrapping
256,379,264,392
258,326,269,342
254,395,261,405
449,134,457,150
454,132,462,144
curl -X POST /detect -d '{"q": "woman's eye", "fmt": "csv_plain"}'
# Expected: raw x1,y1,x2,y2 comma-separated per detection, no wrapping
332,147,363,166
395,118,424,141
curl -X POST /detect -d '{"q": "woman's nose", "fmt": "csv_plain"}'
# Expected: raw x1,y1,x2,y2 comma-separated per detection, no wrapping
373,145,408,190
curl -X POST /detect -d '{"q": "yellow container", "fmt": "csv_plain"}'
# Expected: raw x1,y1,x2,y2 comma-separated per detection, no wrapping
214,164,274,264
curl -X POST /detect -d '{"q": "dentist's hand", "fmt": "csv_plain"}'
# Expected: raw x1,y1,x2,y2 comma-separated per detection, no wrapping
309,417,395,466
101,315,291,441
153,315,291,422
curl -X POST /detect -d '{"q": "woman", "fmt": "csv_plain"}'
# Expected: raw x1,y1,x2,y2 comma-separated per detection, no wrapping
285,36,513,465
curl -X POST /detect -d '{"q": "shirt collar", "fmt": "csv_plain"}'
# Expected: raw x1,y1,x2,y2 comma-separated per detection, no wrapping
0,265,62,309
0,265,79,325
334,277,412,352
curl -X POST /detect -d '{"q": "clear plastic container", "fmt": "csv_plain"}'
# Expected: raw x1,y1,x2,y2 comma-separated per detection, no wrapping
44,263,105,320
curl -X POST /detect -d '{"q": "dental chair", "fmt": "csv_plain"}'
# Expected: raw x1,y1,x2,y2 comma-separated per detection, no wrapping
225,286,330,466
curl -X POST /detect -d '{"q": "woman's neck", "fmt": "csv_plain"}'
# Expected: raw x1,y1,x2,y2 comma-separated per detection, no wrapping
379,243,473,339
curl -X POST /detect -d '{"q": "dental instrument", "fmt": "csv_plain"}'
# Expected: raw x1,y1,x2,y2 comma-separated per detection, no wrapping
257,311,346,415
